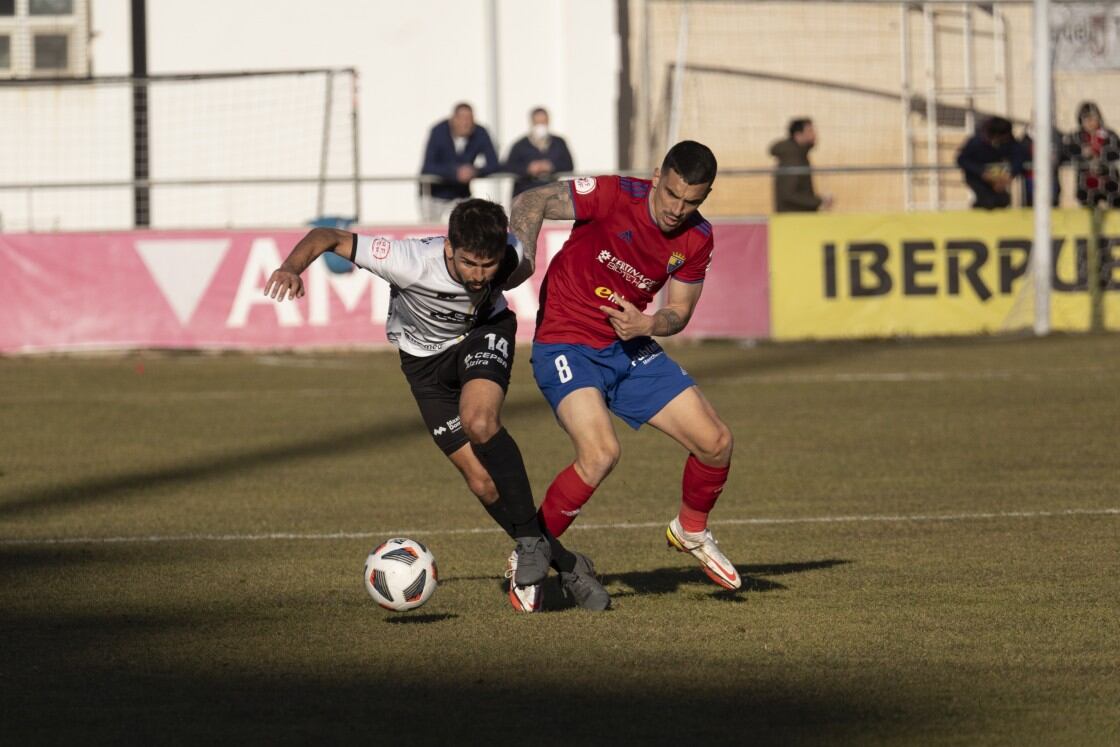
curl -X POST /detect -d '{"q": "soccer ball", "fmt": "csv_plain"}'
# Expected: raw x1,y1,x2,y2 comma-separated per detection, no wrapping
363,538,438,611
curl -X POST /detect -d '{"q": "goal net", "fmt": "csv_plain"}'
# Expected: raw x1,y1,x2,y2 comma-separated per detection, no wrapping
0,68,358,231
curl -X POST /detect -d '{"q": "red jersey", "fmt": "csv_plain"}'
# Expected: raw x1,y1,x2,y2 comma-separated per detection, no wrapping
534,175,714,347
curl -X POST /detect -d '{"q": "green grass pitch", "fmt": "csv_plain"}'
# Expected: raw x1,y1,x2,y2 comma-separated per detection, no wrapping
1,334,1118,745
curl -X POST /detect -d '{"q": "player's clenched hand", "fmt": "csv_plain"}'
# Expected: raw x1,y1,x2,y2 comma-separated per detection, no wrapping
263,268,304,301
599,296,653,340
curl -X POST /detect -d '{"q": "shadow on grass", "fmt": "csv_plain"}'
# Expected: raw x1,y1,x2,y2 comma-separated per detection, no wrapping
0,605,934,745
482,559,851,610
607,558,851,601
384,612,457,625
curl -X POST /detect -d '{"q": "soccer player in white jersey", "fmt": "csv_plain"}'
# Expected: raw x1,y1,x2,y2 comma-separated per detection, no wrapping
264,199,609,612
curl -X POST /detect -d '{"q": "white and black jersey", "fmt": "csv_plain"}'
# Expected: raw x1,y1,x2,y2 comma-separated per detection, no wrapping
350,233,523,357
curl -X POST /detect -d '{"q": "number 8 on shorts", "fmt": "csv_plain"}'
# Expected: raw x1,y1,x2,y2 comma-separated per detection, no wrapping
555,355,573,383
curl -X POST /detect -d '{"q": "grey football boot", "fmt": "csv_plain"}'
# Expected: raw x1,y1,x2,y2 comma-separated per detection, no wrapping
559,552,611,611
514,536,551,588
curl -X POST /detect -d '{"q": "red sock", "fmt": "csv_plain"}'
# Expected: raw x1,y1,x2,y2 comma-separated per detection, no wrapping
679,454,730,533
538,464,596,538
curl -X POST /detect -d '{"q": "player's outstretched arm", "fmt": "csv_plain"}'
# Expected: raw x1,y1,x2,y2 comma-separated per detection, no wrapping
506,182,576,288
264,227,353,301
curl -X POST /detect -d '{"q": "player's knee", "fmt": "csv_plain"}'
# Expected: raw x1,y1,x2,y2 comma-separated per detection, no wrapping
578,442,621,485
696,423,733,466
461,411,500,445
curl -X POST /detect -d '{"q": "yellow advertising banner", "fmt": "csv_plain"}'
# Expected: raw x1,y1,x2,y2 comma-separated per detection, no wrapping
770,208,1120,340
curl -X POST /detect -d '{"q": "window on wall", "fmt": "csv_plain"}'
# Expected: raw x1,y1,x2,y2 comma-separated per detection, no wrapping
33,33,67,70
29,0,74,15
0,0,86,77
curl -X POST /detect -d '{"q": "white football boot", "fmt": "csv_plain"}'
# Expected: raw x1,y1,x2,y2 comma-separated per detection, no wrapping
504,550,543,612
666,517,742,590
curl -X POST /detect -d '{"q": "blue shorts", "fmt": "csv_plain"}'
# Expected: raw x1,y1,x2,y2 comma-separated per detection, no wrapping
531,337,695,429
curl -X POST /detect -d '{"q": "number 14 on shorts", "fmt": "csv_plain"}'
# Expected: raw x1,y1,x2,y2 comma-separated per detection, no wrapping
484,333,510,358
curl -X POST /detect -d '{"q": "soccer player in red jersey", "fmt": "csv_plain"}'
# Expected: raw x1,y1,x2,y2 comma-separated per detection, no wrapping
509,141,741,593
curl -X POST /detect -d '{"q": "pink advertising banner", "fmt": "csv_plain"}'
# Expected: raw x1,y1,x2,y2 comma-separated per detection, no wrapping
0,222,769,353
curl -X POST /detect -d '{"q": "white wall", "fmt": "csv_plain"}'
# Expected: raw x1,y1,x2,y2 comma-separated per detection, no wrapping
87,0,618,225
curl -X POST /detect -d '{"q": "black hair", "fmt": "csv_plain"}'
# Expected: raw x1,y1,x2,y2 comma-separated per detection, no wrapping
984,116,1013,138
788,118,813,137
660,140,718,186
1077,101,1104,127
452,102,473,116
530,107,548,119
448,199,509,259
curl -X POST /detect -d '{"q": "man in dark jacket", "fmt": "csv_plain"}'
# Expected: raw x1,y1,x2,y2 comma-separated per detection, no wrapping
504,108,575,198
770,118,831,213
420,103,500,222
956,116,1019,210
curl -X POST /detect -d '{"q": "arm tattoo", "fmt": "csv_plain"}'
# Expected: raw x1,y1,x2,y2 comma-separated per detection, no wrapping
651,308,685,337
507,182,576,287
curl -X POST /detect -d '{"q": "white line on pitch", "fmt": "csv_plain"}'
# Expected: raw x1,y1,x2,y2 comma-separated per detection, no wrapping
724,367,1110,385
3,366,1111,404
0,388,338,404
1,507,1116,548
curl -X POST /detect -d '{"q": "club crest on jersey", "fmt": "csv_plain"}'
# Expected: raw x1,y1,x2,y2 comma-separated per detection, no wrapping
372,237,391,260
573,177,596,194
666,251,686,274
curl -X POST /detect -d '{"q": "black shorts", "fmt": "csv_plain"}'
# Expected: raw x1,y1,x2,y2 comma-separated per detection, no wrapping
399,309,517,455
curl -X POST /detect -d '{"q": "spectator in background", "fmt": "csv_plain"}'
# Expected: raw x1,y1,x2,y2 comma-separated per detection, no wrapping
1018,122,1065,208
420,103,500,222
769,117,832,213
504,107,574,198
957,116,1018,210
1064,101,1120,209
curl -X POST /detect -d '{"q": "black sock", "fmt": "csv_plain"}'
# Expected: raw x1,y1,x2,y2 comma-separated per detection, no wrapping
544,525,578,574
471,427,542,539
482,500,517,540
485,495,575,573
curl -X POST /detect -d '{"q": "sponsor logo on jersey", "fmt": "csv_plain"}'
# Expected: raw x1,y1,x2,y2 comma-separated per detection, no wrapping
372,237,391,260
573,176,596,194
594,286,624,305
447,416,462,432
616,230,633,243
597,249,655,290
403,330,444,351
433,426,447,436
430,309,475,323
666,251,686,274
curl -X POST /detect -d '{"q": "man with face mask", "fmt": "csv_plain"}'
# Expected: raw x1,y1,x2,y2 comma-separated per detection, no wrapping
504,107,575,199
